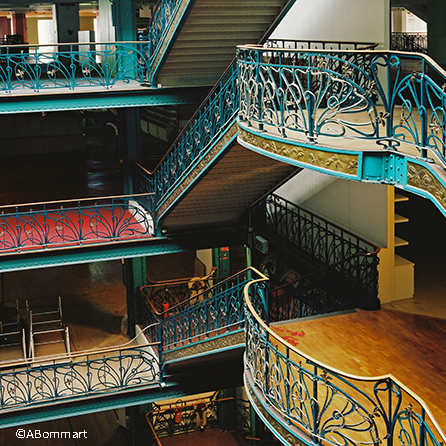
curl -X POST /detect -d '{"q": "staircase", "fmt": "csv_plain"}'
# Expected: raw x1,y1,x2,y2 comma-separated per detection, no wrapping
153,0,292,87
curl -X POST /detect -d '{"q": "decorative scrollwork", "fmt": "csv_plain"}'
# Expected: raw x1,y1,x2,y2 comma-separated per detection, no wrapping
238,46,446,168
0,42,150,94
0,347,160,411
137,62,238,209
245,275,445,446
0,195,154,255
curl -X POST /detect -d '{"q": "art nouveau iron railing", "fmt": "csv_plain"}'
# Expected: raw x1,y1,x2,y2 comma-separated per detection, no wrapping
141,268,216,314
238,45,446,166
256,194,379,268
0,194,154,255
139,268,263,353
268,265,350,323
146,393,251,444
244,274,446,446
133,60,238,211
0,325,161,412
138,0,182,59
0,42,150,93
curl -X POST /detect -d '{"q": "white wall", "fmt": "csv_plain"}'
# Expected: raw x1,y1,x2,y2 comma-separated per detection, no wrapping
272,0,390,49
276,170,388,247
196,249,213,275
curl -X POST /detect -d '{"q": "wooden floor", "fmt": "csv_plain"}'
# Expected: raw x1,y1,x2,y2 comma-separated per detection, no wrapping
273,308,446,429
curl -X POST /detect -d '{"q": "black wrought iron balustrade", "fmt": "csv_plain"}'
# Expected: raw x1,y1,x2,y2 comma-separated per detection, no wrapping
245,275,446,446
238,44,446,166
0,42,150,93
391,33,427,54
0,194,154,255
266,39,378,50
133,60,239,211
268,253,377,322
252,194,379,309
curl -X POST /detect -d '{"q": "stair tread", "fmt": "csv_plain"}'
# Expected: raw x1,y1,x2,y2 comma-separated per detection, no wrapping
394,235,409,247
394,213,409,223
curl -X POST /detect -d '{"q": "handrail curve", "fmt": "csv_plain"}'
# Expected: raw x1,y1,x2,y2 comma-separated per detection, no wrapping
244,270,446,445
0,322,160,370
237,44,446,169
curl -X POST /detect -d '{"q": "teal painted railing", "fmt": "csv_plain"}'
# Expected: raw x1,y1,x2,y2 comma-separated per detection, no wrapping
244,274,446,446
0,194,154,255
0,42,150,93
138,0,183,61
133,60,239,214
237,45,446,167
139,268,262,355
0,324,161,413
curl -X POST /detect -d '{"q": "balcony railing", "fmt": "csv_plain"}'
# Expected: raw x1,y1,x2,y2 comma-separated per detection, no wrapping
0,324,161,412
391,32,427,54
237,45,446,167
0,194,154,255
266,39,378,50
0,41,150,94
245,274,446,446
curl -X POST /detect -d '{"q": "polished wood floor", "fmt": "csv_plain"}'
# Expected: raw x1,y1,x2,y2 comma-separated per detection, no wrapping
274,308,446,429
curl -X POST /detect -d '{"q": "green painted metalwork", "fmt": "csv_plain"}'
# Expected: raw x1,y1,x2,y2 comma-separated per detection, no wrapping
0,335,161,413
0,194,154,256
237,45,446,166
212,247,231,279
0,42,149,93
244,275,446,446
139,268,261,354
0,228,241,273
133,61,238,218
0,85,209,114
0,382,185,429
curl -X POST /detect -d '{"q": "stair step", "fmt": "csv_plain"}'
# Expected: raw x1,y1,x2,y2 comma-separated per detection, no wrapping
395,254,414,267
394,236,409,247
395,192,409,202
394,213,409,223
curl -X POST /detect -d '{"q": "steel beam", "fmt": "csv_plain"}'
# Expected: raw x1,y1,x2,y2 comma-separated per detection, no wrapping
0,383,186,430
0,86,211,115
0,229,244,273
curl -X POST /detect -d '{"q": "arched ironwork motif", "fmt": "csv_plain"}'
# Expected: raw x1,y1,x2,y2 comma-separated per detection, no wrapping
0,324,161,412
0,195,154,255
238,45,446,167
0,42,149,93
244,274,446,446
